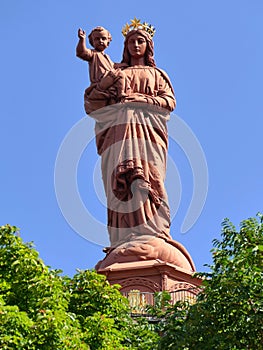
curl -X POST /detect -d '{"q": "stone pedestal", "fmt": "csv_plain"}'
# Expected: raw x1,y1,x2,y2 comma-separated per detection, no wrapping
97,259,202,293
96,237,202,302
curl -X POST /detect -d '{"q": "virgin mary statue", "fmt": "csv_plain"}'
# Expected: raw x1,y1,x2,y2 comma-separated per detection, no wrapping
80,20,195,271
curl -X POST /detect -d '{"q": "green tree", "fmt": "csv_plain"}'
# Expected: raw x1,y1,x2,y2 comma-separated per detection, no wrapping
0,224,88,349
159,214,263,350
0,224,159,349
66,269,159,349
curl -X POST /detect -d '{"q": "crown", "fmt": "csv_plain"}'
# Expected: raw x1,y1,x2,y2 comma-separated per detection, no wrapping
122,17,156,38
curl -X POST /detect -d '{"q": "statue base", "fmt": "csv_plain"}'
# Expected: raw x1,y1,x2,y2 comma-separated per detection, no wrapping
97,259,201,296
96,237,202,294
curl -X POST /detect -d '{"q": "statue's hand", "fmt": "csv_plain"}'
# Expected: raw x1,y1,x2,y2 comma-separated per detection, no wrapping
123,93,148,104
78,28,86,39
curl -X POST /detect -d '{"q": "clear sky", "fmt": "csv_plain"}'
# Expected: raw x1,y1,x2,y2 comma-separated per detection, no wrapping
1,0,262,276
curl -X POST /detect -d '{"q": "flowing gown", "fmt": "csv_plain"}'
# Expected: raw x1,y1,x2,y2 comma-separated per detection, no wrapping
88,65,176,248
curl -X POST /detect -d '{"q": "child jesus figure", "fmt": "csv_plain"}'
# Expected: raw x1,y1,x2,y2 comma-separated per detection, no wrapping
76,26,128,106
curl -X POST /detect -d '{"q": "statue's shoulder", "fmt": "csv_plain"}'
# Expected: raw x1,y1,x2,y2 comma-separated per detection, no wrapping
155,67,174,93
155,67,170,81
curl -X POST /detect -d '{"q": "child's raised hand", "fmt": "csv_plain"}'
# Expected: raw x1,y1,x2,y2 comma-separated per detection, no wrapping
78,28,86,39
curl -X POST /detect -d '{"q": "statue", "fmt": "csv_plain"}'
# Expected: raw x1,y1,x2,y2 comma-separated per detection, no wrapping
76,19,195,271
76,26,128,114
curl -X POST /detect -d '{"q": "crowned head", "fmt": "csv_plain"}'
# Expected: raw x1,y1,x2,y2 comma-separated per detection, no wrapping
121,19,156,67
122,18,156,38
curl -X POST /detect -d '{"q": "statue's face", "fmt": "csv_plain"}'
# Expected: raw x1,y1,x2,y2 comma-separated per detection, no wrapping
127,32,147,59
92,30,109,51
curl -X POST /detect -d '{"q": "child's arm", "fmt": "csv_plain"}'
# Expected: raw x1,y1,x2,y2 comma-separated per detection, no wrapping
76,28,92,61
114,62,129,69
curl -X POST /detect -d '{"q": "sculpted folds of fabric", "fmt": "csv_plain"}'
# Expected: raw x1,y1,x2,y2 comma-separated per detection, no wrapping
89,66,175,248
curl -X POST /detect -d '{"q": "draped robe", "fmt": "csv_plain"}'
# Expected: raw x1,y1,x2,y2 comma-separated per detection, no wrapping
88,66,176,248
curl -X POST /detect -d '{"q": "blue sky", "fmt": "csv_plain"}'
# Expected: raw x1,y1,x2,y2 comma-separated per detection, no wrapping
1,0,262,276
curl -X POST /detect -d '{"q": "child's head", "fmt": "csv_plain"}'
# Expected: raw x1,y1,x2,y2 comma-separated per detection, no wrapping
88,26,112,51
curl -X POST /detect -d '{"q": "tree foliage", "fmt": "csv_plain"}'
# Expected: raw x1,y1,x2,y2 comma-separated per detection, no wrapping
0,224,158,349
159,214,263,350
1,213,262,350
66,269,158,349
